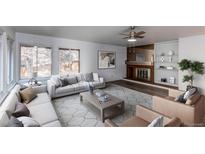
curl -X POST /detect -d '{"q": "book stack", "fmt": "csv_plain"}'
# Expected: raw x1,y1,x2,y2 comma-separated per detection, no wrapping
95,91,110,102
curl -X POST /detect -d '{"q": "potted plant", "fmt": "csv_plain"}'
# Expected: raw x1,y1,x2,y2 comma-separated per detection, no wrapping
178,59,204,88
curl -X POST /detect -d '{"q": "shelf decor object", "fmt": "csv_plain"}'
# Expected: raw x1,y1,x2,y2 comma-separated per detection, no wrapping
168,50,174,62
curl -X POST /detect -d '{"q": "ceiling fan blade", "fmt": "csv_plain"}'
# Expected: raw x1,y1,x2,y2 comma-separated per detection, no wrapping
122,37,129,39
136,36,144,38
134,31,146,36
120,33,129,36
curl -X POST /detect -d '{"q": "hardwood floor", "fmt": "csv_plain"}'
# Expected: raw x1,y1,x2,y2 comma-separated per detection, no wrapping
108,80,169,97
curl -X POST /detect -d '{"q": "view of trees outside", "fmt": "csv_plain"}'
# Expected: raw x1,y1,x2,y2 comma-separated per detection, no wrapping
20,46,51,79
59,48,80,75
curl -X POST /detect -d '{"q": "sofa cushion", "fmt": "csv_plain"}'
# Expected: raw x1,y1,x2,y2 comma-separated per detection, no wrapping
89,81,104,88
42,120,61,127
26,93,50,107
73,82,87,91
12,102,30,118
121,117,149,127
17,116,40,127
28,103,58,125
67,76,78,84
55,85,75,94
19,87,37,104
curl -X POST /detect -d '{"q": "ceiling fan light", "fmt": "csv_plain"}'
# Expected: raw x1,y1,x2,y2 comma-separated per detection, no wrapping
128,38,137,42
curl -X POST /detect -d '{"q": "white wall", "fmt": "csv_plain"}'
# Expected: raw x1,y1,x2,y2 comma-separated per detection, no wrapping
179,35,205,94
15,33,127,82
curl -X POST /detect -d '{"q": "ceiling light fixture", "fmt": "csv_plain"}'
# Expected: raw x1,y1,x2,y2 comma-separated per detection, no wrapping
128,37,137,42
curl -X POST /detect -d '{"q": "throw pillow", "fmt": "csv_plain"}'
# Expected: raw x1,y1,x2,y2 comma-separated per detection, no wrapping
6,116,23,127
12,102,30,118
67,76,78,84
183,87,198,100
19,87,37,104
175,92,186,103
84,73,93,82
76,73,84,82
50,75,62,87
148,116,164,127
60,77,69,87
93,73,99,82
17,116,40,127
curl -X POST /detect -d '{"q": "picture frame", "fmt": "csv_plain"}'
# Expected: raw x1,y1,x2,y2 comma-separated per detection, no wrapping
98,50,116,69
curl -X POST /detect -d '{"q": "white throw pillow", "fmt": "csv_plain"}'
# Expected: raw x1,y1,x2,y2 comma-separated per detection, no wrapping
183,87,197,100
17,116,40,127
93,73,99,82
148,116,164,127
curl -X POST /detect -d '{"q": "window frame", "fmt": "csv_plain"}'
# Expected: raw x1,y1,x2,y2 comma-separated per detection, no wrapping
19,44,52,80
58,48,80,75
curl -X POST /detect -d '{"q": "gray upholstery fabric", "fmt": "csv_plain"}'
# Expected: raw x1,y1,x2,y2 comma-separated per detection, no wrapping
76,73,84,82
42,120,61,127
67,76,78,84
17,116,40,127
47,73,105,98
26,93,50,107
28,103,58,126
60,77,70,87
50,75,62,87
84,73,93,82
12,102,30,118
6,116,23,127
55,85,75,94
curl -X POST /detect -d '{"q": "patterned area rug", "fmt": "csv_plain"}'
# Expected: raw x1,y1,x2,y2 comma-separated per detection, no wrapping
52,84,152,127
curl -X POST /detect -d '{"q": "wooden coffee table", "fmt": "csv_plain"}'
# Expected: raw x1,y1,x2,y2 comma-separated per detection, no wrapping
80,91,125,122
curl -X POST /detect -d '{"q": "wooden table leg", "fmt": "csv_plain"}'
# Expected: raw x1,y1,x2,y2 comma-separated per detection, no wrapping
80,95,83,102
101,109,105,122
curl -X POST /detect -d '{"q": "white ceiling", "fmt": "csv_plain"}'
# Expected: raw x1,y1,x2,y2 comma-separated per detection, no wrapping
12,26,205,46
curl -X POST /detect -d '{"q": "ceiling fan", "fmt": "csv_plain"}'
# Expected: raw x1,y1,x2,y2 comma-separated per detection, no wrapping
120,26,145,42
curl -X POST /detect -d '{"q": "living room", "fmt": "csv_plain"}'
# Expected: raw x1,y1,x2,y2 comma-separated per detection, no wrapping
1,26,205,128
1,0,205,153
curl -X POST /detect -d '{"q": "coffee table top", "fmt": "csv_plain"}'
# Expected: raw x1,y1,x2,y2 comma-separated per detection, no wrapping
80,91,124,109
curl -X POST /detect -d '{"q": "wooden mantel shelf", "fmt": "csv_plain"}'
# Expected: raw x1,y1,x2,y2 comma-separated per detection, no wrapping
125,61,153,67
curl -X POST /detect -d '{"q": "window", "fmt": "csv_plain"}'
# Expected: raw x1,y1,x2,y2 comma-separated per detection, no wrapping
0,35,3,93
7,39,14,84
59,48,80,75
20,45,52,79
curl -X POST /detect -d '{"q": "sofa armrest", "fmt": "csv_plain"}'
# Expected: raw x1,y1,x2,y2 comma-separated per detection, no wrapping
47,80,56,98
32,85,47,94
153,96,195,123
104,119,119,127
136,105,171,125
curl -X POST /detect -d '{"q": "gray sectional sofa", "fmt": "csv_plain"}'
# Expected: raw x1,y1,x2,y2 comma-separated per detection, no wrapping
0,85,61,127
47,73,106,99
